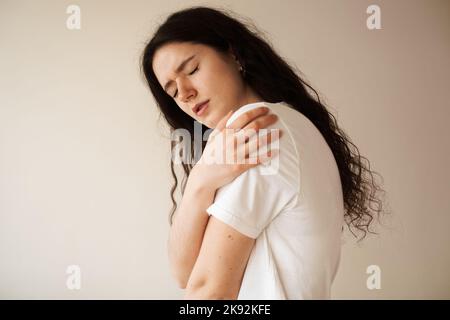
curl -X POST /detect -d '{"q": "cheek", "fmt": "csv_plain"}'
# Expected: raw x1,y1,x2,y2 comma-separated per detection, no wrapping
201,64,240,95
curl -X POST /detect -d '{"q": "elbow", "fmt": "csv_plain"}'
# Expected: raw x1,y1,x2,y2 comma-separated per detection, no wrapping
183,280,236,300
177,278,187,290
169,265,189,289
171,270,188,289
168,255,191,289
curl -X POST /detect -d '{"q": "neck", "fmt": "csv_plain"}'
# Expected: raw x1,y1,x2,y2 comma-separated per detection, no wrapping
239,86,264,108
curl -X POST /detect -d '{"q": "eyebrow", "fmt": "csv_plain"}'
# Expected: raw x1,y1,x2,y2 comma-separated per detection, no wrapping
163,54,196,93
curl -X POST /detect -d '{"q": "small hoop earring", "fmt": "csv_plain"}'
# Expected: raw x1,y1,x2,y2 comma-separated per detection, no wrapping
238,62,246,77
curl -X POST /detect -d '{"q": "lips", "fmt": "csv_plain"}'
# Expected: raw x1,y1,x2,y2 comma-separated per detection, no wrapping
193,100,209,115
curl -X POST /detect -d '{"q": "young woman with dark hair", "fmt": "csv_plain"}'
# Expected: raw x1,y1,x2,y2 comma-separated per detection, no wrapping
141,6,386,299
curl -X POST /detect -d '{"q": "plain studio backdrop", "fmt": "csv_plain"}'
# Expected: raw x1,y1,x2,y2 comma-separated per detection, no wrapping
0,0,449,299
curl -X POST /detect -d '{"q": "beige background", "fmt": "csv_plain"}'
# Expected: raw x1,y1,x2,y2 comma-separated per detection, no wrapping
1,0,449,299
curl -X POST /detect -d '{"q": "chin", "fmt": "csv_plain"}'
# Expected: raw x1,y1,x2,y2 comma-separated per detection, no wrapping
201,116,216,129
204,122,214,129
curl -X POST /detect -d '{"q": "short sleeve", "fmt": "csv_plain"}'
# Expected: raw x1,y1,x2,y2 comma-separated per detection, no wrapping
206,164,298,239
206,101,300,239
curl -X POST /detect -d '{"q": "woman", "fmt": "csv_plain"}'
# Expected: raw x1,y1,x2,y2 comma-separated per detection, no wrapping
141,6,386,299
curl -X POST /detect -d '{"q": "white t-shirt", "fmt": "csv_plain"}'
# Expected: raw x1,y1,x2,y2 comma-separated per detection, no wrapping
206,101,345,299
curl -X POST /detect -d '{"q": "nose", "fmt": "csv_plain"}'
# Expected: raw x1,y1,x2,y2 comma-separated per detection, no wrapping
177,79,196,102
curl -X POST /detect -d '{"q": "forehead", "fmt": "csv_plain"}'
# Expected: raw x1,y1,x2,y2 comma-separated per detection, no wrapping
152,42,203,85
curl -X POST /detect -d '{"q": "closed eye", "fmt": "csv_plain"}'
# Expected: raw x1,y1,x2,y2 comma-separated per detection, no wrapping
189,66,199,75
172,66,199,99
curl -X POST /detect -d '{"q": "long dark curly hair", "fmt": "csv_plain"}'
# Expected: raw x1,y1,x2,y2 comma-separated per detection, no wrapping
140,6,388,240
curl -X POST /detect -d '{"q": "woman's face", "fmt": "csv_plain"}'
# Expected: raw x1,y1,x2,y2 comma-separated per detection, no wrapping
152,42,262,128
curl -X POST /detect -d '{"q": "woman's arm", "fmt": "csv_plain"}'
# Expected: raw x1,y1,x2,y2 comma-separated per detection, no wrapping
167,106,281,289
167,173,216,289
183,215,255,299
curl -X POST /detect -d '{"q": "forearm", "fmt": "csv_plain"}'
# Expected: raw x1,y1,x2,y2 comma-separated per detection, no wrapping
168,172,216,288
